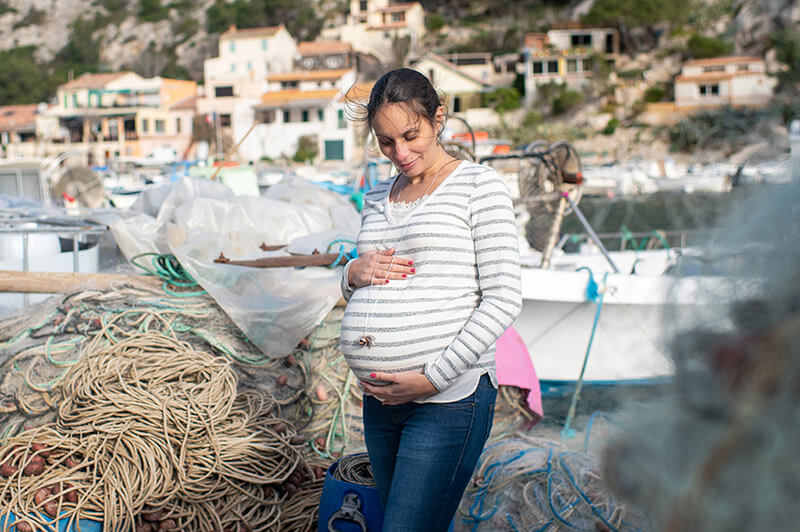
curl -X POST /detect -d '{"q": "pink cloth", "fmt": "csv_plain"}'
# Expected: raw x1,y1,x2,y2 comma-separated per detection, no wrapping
495,326,543,424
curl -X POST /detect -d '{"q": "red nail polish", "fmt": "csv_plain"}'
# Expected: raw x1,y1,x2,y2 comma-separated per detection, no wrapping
402,273,407,278
370,373,376,378
410,268,416,273
385,279,389,284
408,260,413,266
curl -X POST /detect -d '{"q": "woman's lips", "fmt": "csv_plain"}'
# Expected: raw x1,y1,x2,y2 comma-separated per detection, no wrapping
399,159,417,171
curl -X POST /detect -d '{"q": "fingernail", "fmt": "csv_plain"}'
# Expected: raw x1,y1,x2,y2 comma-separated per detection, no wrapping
410,268,416,273
408,260,413,265
370,373,377,378
385,279,389,284
402,273,407,278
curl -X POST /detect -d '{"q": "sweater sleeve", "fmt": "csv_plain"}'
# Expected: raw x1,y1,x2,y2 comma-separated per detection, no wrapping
423,170,523,392
340,259,356,301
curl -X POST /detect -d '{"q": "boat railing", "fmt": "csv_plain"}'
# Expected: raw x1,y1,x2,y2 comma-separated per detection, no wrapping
555,228,712,252
0,213,109,274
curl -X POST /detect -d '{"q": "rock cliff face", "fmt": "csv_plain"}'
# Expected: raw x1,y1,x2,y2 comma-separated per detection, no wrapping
0,0,795,83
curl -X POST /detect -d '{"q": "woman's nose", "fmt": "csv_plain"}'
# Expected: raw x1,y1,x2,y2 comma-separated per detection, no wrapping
394,141,410,160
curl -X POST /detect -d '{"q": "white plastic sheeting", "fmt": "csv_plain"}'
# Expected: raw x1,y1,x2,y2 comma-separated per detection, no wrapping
108,176,360,358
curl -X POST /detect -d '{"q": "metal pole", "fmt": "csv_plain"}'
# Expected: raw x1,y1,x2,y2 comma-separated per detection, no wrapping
73,235,80,273
561,192,620,273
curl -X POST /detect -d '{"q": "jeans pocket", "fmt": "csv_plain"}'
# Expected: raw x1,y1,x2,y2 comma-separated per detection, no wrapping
484,403,495,442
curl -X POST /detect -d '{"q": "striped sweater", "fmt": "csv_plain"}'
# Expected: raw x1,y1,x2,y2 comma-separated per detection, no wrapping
340,161,523,402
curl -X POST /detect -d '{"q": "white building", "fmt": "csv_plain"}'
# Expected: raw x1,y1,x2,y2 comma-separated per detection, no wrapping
325,0,426,66
522,23,619,107
237,69,363,162
44,72,197,165
675,56,776,111
197,24,297,135
409,54,494,113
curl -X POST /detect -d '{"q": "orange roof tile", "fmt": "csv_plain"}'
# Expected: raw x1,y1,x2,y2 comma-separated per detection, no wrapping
220,24,283,40
259,89,339,106
267,69,352,82
683,56,765,67
61,72,132,90
0,104,38,132
676,71,766,83
377,3,418,12
549,21,615,31
298,41,353,56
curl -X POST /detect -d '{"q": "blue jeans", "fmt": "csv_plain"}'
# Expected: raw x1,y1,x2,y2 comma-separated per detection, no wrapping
362,374,497,532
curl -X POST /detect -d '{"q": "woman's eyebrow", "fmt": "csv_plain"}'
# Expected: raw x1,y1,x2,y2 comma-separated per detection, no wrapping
377,127,419,139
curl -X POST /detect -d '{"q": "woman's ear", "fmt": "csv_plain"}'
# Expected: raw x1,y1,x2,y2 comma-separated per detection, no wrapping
435,105,446,135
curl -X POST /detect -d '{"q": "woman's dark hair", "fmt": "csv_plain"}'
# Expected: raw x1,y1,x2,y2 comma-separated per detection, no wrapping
365,68,443,130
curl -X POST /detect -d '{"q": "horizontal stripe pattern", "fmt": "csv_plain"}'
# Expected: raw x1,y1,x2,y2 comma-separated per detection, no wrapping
340,161,522,402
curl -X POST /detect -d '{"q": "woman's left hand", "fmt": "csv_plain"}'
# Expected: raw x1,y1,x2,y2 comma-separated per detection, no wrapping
361,371,437,405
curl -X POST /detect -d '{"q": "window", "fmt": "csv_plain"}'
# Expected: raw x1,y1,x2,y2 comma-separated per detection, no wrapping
699,84,720,96
302,110,309,122
337,109,346,129
155,119,165,133
220,114,231,126
567,59,578,73
303,58,316,69
318,109,324,121
261,39,268,51
141,119,149,133
326,56,343,68
215,86,234,97
229,42,235,53
176,117,181,133
703,65,725,72
547,60,559,74
281,81,299,89
72,94,78,107
258,109,275,123
737,64,749,71
359,0,367,11
265,61,270,72
532,61,543,74
247,61,252,71
571,34,592,46
230,63,236,72
583,57,594,72
391,12,405,22
283,110,291,123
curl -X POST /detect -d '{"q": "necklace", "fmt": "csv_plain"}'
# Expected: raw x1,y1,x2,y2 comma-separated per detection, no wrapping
357,156,460,349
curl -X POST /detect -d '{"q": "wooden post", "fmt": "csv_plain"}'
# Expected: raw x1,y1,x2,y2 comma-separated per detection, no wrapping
0,271,161,294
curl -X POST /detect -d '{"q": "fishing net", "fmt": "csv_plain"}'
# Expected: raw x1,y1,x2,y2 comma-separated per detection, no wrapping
458,434,649,531
599,174,800,530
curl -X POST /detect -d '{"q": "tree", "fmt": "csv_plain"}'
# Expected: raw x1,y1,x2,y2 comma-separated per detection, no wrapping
0,47,53,103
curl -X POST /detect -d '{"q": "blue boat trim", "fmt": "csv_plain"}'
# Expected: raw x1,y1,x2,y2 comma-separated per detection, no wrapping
539,377,672,398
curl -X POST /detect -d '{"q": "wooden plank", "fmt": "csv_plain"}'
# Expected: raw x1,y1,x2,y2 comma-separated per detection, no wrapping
0,270,162,294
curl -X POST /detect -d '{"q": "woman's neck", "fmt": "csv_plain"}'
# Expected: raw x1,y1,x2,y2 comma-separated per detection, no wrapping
406,148,453,185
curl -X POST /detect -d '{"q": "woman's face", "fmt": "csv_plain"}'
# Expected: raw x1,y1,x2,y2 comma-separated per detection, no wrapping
372,102,442,179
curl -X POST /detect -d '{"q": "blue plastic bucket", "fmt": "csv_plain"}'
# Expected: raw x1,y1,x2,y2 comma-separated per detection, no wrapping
318,453,383,532
0,510,102,531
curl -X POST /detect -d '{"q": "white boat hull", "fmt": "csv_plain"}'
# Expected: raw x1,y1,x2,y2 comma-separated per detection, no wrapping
516,251,742,384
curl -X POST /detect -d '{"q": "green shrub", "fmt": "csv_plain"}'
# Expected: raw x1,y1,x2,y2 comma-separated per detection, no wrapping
12,8,46,29
602,117,620,135
687,34,733,59
293,135,318,163
552,90,583,115
644,86,665,103
522,110,543,128
426,13,445,32
482,87,521,113
138,0,169,23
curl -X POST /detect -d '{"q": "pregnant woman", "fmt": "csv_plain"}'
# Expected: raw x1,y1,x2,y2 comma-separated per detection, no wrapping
339,68,522,531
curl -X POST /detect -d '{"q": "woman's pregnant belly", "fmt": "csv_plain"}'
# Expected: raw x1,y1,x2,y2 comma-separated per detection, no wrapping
340,287,479,382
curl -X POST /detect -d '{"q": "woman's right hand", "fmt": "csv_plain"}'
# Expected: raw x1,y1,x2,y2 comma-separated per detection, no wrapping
347,247,415,289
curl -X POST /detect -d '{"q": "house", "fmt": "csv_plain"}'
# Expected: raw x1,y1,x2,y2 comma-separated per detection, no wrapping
197,24,298,135
674,56,776,111
42,72,197,166
409,54,495,113
295,41,355,71
522,22,620,107
238,69,362,162
324,0,426,66
0,104,39,159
